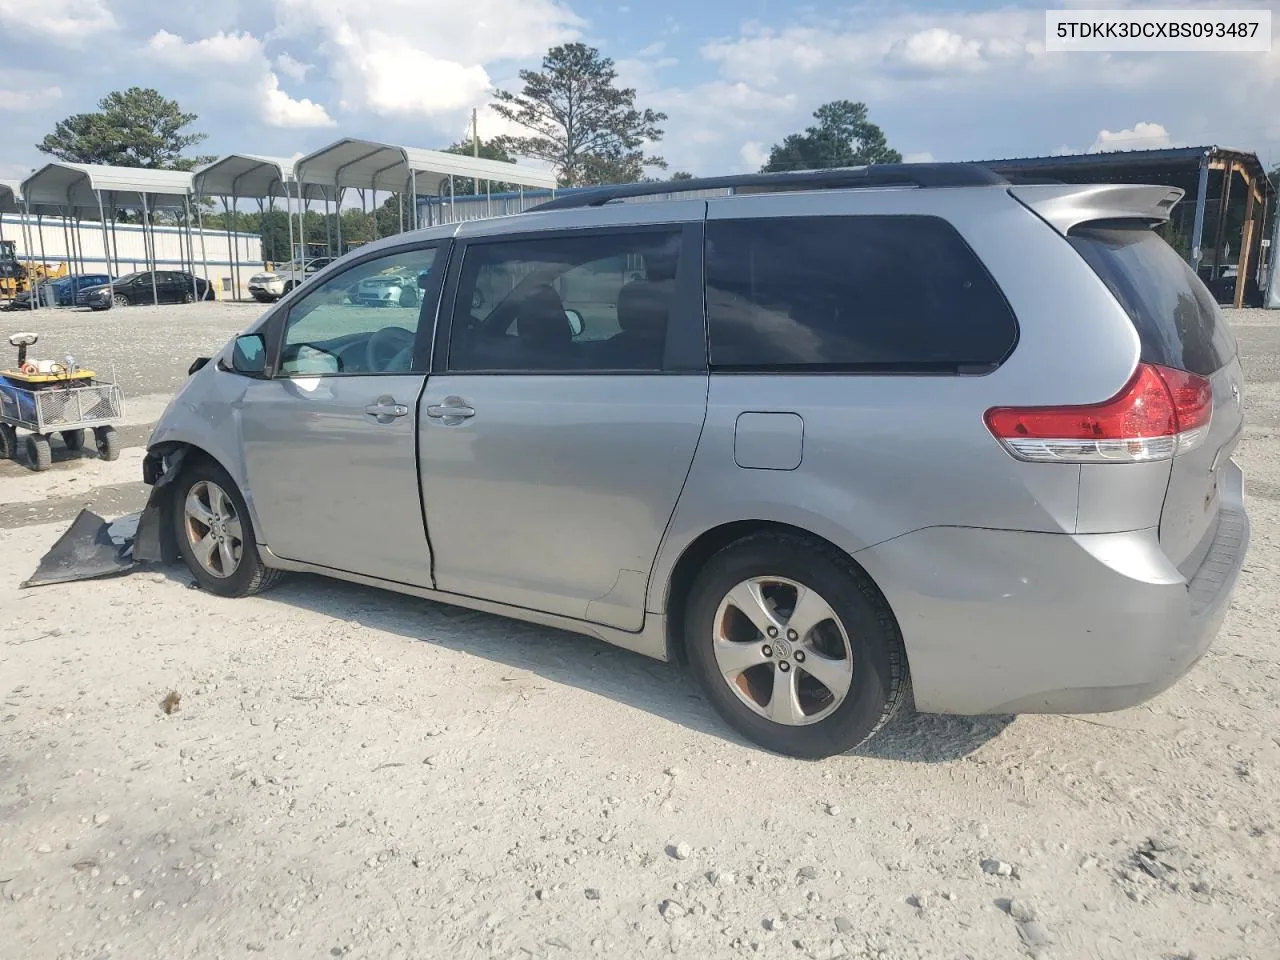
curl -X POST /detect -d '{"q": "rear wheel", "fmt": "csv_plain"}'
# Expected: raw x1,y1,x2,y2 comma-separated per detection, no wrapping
25,434,51,472
684,532,908,759
182,291,194,304
172,459,282,597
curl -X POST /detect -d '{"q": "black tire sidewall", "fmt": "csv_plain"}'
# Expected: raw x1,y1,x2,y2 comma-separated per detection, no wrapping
685,536,903,759
172,460,266,597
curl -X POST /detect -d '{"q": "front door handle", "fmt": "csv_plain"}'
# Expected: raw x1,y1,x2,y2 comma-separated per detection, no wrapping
365,395,410,423
425,396,475,423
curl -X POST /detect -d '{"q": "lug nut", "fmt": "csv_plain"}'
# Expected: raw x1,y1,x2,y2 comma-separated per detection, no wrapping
787,629,798,641
794,651,806,663
767,626,778,638
778,661,791,673
762,645,772,658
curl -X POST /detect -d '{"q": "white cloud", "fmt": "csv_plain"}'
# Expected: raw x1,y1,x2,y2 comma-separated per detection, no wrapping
0,86,62,111
1089,121,1174,153
262,74,336,128
638,41,666,58
682,5,1280,173
903,151,935,164
272,0,583,120
275,52,313,82
0,0,114,43
144,29,335,129
739,141,768,171
147,29,264,66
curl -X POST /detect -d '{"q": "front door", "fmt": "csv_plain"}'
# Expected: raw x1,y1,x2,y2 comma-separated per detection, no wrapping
239,242,444,586
418,217,709,630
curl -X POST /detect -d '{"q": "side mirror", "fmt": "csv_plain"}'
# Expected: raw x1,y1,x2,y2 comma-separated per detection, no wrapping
231,334,267,376
564,308,584,337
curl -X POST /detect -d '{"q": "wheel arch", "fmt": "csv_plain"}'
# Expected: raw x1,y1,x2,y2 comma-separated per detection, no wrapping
662,519,898,666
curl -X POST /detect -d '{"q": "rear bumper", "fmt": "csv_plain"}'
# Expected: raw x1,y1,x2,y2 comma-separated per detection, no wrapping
857,460,1250,715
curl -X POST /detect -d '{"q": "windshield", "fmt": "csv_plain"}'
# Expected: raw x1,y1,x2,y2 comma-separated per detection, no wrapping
113,272,143,284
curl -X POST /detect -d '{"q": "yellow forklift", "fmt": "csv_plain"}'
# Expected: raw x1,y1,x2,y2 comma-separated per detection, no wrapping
0,241,66,307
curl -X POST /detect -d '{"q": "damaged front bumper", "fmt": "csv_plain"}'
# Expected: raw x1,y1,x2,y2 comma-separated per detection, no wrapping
22,445,189,587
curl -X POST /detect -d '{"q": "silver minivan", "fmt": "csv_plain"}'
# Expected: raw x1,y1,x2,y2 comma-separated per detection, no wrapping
139,165,1250,758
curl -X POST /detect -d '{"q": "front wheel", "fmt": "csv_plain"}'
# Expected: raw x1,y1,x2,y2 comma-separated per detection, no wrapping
25,434,51,472
113,294,129,308
0,424,18,460
684,532,908,759
93,425,119,461
171,459,282,597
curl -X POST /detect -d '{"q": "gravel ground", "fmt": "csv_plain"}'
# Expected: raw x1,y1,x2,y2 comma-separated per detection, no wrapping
0,307,1278,960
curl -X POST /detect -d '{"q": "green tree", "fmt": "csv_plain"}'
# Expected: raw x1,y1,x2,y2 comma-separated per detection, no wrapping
37,87,210,170
491,42,667,187
761,100,901,173
442,137,523,194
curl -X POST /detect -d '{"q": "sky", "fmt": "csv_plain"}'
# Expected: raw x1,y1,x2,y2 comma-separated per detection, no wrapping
1,0,1279,187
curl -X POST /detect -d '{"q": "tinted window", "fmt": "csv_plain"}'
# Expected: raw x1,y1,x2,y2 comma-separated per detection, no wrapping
279,246,437,376
448,230,682,372
705,215,1017,371
1069,225,1234,376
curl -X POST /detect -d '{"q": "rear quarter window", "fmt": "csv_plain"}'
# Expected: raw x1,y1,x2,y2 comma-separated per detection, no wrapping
704,215,1018,372
1068,224,1235,376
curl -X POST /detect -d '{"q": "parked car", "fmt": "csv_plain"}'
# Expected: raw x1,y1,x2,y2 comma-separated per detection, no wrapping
136,166,1249,758
50,274,115,306
247,258,336,303
78,271,213,309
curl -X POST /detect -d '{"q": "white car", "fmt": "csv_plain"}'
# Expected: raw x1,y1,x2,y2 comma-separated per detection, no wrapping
247,258,336,303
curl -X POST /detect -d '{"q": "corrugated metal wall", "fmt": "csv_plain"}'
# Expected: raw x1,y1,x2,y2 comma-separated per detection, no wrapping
1,214,262,298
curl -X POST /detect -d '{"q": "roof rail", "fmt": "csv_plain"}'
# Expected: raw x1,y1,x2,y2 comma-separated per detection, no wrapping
524,163,1008,212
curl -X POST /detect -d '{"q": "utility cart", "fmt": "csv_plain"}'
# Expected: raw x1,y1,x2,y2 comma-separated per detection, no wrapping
0,333,124,471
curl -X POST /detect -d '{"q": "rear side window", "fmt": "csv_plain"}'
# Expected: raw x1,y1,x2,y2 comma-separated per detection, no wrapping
704,215,1018,371
1068,225,1235,376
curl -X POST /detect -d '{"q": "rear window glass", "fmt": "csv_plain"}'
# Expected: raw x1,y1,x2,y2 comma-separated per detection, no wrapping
1068,225,1235,376
704,215,1018,371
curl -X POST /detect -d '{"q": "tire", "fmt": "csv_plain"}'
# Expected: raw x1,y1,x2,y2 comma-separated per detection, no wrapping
182,292,194,304
171,459,282,598
283,281,295,295
0,424,17,460
684,532,908,759
113,294,129,308
25,433,51,472
94,426,119,461
61,429,85,452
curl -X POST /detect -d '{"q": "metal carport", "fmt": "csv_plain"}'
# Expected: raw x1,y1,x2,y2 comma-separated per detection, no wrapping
294,138,558,253
192,154,341,297
21,162,199,307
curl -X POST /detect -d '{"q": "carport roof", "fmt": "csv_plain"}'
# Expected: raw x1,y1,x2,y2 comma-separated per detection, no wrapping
0,179,20,214
294,138,558,194
21,162,194,211
191,154,338,202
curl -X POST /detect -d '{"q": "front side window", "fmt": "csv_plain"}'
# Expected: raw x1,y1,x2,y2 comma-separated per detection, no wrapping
447,229,683,373
279,246,438,376
705,215,1018,371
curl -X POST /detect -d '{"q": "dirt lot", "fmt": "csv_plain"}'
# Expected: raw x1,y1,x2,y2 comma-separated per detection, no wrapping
1,304,1278,960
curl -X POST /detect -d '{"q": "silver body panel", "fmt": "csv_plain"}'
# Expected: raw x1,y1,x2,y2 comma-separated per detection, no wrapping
146,178,1250,717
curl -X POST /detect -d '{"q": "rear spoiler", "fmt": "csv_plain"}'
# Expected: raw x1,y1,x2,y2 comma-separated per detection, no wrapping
1007,183,1184,235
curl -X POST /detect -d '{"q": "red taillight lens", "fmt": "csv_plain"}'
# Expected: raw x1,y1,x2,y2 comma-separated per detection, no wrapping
984,363,1213,463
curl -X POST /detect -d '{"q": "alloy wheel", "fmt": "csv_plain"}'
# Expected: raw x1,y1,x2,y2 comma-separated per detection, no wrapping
712,576,854,726
183,480,244,579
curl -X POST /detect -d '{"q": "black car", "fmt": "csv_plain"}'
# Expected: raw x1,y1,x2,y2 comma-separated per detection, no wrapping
78,271,214,310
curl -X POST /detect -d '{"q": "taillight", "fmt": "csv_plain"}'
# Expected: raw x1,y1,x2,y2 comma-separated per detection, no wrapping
984,363,1212,463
